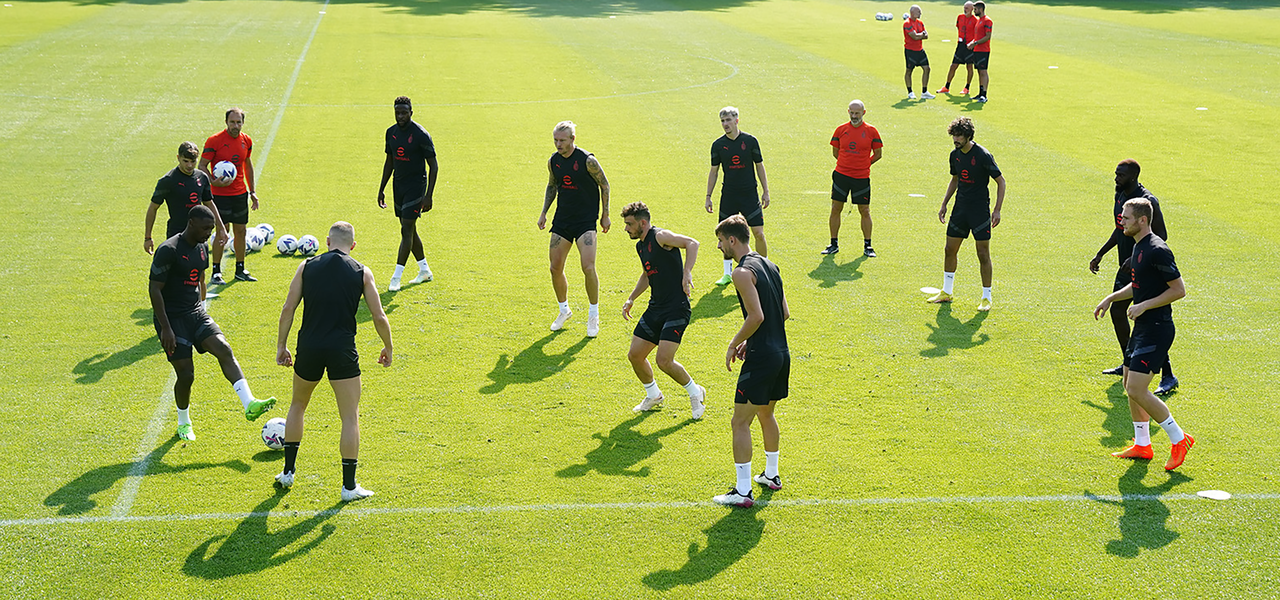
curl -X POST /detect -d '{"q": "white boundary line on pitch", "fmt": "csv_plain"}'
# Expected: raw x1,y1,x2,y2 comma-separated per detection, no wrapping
16,492,1280,529
108,0,329,521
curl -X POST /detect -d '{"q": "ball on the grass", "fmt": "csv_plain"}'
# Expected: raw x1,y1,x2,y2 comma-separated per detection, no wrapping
212,160,237,183
255,223,275,243
297,234,319,256
276,234,298,256
261,417,286,450
245,229,267,252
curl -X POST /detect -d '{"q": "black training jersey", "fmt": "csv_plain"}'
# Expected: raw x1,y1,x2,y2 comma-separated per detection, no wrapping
299,249,366,349
949,142,1001,208
385,120,436,182
550,147,600,224
736,253,788,354
149,234,208,316
711,133,763,193
1112,183,1168,265
636,227,689,311
1129,233,1180,323
151,167,212,237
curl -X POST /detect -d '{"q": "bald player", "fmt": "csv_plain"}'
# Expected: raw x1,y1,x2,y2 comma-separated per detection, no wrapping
824,100,884,257
937,2,977,96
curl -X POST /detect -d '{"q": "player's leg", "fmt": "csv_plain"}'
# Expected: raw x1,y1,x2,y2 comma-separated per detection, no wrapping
929,235,964,303
231,220,256,281
331,375,373,500
858,204,874,256
1107,298,1132,374
171,357,196,440
277,372,321,488
750,226,768,258
827,198,844,254
712,401,761,506
942,60,959,91
1122,326,1192,469
627,334,663,411
977,67,990,101
920,63,932,97
904,64,916,98
1155,359,1178,396
965,63,975,93
976,239,993,310
576,231,601,336
716,204,738,283
548,233,573,329
201,332,275,421
753,400,782,489
407,213,432,284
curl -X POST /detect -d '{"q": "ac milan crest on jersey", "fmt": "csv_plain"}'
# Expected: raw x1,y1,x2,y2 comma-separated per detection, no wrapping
574,161,579,171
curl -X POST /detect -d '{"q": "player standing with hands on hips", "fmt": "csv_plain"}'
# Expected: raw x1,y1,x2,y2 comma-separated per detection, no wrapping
378,96,438,292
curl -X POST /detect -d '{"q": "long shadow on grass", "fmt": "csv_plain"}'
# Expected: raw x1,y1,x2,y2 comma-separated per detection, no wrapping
72,309,163,384
43,437,249,515
1081,380,1134,448
557,412,695,478
481,330,590,394
1086,461,1191,558
356,289,400,325
642,488,775,590
183,491,342,579
920,303,988,357
691,284,739,323
807,253,866,288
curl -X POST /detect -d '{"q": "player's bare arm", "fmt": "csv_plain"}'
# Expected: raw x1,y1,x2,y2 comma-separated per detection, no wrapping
940,176,959,222
144,202,161,254
991,174,1006,227
705,166,720,213
832,146,840,159
245,156,259,210
587,155,610,233
756,162,771,209
424,155,439,212
276,261,306,366
623,275,650,320
199,157,229,188
538,160,556,230
870,147,883,166
377,154,394,209
656,229,699,296
1095,283,1135,320
726,268,762,370
149,280,175,355
1128,277,1185,321
362,267,394,367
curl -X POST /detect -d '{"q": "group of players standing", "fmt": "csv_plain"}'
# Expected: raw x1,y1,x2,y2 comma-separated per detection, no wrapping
902,1,994,103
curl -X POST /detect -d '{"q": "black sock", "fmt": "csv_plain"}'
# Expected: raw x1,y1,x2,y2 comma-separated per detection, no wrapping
864,238,872,248
1162,361,1174,378
907,87,913,93
236,261,245,273
212,264,221,275
830,238,838,247
342,458,358,490
980,86,987,96
283,441,300,474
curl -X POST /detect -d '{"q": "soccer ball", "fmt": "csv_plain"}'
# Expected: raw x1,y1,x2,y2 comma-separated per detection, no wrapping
903,12,909,20
261,417,286,450
245,229,267,252
276,234,298,255
297,234,319,256
212,160,237,183
255,223,275,243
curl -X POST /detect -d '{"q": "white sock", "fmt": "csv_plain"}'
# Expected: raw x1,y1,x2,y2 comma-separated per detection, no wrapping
1158,415,1185,444
232,378,254,410
417,258,429,272
558,301,569,313
982,286,992,300
724,259,734,275
683,379,700,397
735,462,753,495
643,380,661,400
392,264,405,279
1133,422,1151,446
177,407,191,426
943,272,955,294
588,303,599,317
765,451,779,478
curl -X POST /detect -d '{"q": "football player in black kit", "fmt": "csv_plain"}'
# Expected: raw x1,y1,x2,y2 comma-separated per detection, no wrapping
714,215,790,508
149,205,275,442
620,202,706,420
275,221,393,502
377,96,438,292
1094,199,1194,471
1089,159,1178,395
930,116,1005,310
144,141,226,255
538,121,611,337
706,106,771,285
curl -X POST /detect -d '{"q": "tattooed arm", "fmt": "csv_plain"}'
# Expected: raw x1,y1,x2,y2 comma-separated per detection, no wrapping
539,158,556,230
587,155,611,233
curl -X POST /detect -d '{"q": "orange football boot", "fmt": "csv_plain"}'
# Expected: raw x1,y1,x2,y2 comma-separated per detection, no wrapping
1111,443,1153,460
1164,434,1195,471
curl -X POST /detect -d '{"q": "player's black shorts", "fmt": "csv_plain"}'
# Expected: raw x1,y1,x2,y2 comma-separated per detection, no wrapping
213,193,249,225
393,178,427,219
719,190,764,227
972,51,991,70
550,220,596,243
946,206,992,241
952,41,974,65
165,219,185,239
1124,320,1175,375
154,310,222,362
736,349,789,406
1113,262,1133,293
831,172,871,204
905,48,929,68
294,345,361,382
633,305,692,346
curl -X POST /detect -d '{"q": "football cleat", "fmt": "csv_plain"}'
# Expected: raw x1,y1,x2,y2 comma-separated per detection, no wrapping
410,269,433,284
275,471,294,488
340,484,375,502
754,471,782,490
1164,434,1195,471
234,270,257,282
863,246,877,258
907,92,917,100
690,385,706,420
1102,365,1125,376
244,396,277,422
926,291,953,304
586,314,600,338
210,273,226,286
975,95,988,103
936,86,950,94
713,488,755,508
977,298,992,312
550,309,572,331
820,244,839,255
714,274,733,286
1111,444,1153,460
961,87,970,95
921,91,936,99
388,275,402,292
176,423,196,441
633,393,664,413
1155,376,1179,396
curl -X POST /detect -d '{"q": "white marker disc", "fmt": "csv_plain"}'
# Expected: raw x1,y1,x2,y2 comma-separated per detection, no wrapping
920,287,941,294
1197,490,1231,500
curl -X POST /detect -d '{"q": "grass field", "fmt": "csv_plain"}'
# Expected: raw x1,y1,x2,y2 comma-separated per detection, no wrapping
2,0,1280,597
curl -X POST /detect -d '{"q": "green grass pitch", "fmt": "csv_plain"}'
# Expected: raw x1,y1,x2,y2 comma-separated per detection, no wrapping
2,0,1279,597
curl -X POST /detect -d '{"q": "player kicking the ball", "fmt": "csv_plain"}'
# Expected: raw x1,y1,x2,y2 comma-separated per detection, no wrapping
276,221,393,501
377,96,438,291
621,202,706,419
148,205,275,441
929,117,1005,310
714,215,789,508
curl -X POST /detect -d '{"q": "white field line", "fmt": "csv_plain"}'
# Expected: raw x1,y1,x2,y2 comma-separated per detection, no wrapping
108,0,329,520
13,492,1279,529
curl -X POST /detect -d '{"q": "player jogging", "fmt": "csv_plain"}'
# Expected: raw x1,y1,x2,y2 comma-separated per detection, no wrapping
200,108,261,284
145,141,227,255
538,121,611,337
1094,198,1194,471
1089,159,1178,395
148,205,275,441
824,100,884,257
276,221,393,502
937,1,977,96
904,5,935,100
713,214,790,508
707,106,771,285
929,117,1006,310
967,1,993,102
377,96,439,292
621,202,706,419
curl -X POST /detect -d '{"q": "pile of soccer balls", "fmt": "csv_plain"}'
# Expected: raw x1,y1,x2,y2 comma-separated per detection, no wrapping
874,12,894,20
275,232,319,257
221,223,280,255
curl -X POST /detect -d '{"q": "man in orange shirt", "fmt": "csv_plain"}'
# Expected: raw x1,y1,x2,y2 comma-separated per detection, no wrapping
825,100,883,257
199,108,261,284
938,1,977,96
903,5,935,100
966,1,994,102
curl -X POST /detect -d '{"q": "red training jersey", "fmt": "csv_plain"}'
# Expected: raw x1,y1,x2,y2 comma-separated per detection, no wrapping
202,129,253,196
973,16,993,52
831,122,883,179
903,18,925,51
955,14,971,42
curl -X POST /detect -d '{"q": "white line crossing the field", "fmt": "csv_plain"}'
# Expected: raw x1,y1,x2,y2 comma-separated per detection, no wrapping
109,0,329,521
12,492,1279,529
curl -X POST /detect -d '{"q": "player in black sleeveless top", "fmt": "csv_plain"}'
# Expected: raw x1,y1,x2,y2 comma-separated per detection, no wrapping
706,107,772,286
1094,199,1194,472
538,121,611,337
620,202,706,419
144,141,226,254
276,221,393,502
713,215,790,508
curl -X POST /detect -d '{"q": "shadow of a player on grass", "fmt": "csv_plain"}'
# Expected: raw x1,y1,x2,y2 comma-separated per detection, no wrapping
1085,460,1190,558
183,490,342,579
920,302,988,357
72,309,164,384
691,285,740,324
480,330,590,394
557,412,694,478
807,253,866,289
642,488,775,590
1081,380,1135,449
43,437,249,515
356,289,400,325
